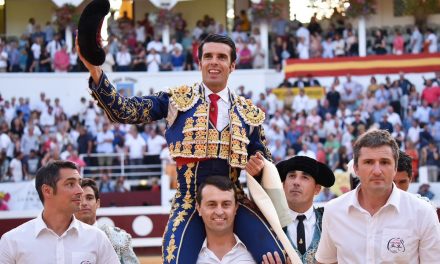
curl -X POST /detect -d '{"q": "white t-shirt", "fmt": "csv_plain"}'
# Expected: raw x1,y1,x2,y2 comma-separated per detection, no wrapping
96,130,114,153
0,50,8,68
315,184,440,264
0,213,120,264
197,234,255,264
125,135,146,159
31,43,41,60
146,54,161,73
427,33,438,53
9,158,23,182
146,41,163,53
411,29,423,54
296,26,310,45
116,51,131,66
147,135,166,155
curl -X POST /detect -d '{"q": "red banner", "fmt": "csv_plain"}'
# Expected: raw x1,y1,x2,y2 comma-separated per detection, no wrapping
285,53,440,78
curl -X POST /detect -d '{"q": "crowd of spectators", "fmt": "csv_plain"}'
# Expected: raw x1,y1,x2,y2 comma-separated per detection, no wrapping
259,71,440,185
0,10,439,73
0,91,167,189
0,71,439,190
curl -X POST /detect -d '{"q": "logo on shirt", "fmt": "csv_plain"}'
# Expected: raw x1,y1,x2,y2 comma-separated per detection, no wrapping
387,238,405,253
80,261,92,264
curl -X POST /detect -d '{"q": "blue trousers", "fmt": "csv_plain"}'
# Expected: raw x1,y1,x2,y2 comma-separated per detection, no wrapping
162,159,286,263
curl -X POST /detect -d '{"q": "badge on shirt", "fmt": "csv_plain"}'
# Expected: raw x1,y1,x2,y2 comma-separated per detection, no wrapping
72,252,96,264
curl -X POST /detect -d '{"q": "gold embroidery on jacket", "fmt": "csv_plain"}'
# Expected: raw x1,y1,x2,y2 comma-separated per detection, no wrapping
236,96,265,126
169,84,199,111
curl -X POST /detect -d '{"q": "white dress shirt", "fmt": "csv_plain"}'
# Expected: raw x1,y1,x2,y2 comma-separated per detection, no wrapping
197,234,255,264
287,206,316,250
316,184,440,264
204,84,231,131
0,213,119,264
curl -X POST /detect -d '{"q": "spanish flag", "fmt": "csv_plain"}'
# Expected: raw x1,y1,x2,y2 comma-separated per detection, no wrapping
285,53,440,78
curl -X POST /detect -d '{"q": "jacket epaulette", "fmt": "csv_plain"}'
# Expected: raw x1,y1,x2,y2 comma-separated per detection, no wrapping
236,96,265,126
168,83,200,112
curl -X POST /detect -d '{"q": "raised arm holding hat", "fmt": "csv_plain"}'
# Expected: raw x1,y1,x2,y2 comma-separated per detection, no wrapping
276,156,335,264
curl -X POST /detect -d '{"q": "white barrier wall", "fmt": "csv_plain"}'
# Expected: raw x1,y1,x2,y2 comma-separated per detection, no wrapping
0,70,436,116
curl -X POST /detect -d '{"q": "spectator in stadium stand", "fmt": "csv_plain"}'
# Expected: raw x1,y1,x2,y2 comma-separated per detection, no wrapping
315,130,440,264
69,47,80,72
9,151,24,182
317,99,331,120
276,155,335,263
424,28,438,54
96,122,114,175
392,29,404,55
114,176,129,193
391,123,405,149
321,35,334,59
350,111,365,138
131,43,147,71
385,106,402,128
326,84,340,116
237,42,253,69
310,32,323,59
421,79,440,106
67,150,87,169
297,143,316,160
341,75,363,112
372,29,387,55
430,100,440,120
306,74,320,87
0,161,119,263
271,36,283,71
394,150,413,191
115,44,132,72
431,71,440,86
278,78,293,88
297,37,310,60
428,115,440,147
146,48,161,73
102,46,115,72
74,178,138,263
159,46,173,71
410,26,423,54
171,47,185,71
145,126,166,163
99,173,114,193
252,42,265,69
379,114,394,133
125,125,146,167
332,33,345,57
414,100,432,124
53,44,70,73
292,88,312,113
77,33,287,263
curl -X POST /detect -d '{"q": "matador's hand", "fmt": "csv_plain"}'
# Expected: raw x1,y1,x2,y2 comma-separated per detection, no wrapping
246,152,265,177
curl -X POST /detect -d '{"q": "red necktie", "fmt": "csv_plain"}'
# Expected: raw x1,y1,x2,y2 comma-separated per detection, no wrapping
209,94,220,127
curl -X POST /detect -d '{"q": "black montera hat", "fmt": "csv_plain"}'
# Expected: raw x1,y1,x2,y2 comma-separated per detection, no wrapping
276,156,335,187
78,0,110,66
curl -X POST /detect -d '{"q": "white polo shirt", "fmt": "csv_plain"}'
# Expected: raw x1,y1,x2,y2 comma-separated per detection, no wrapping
316,184,440,264
0,213,120,264
196,234,255,264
